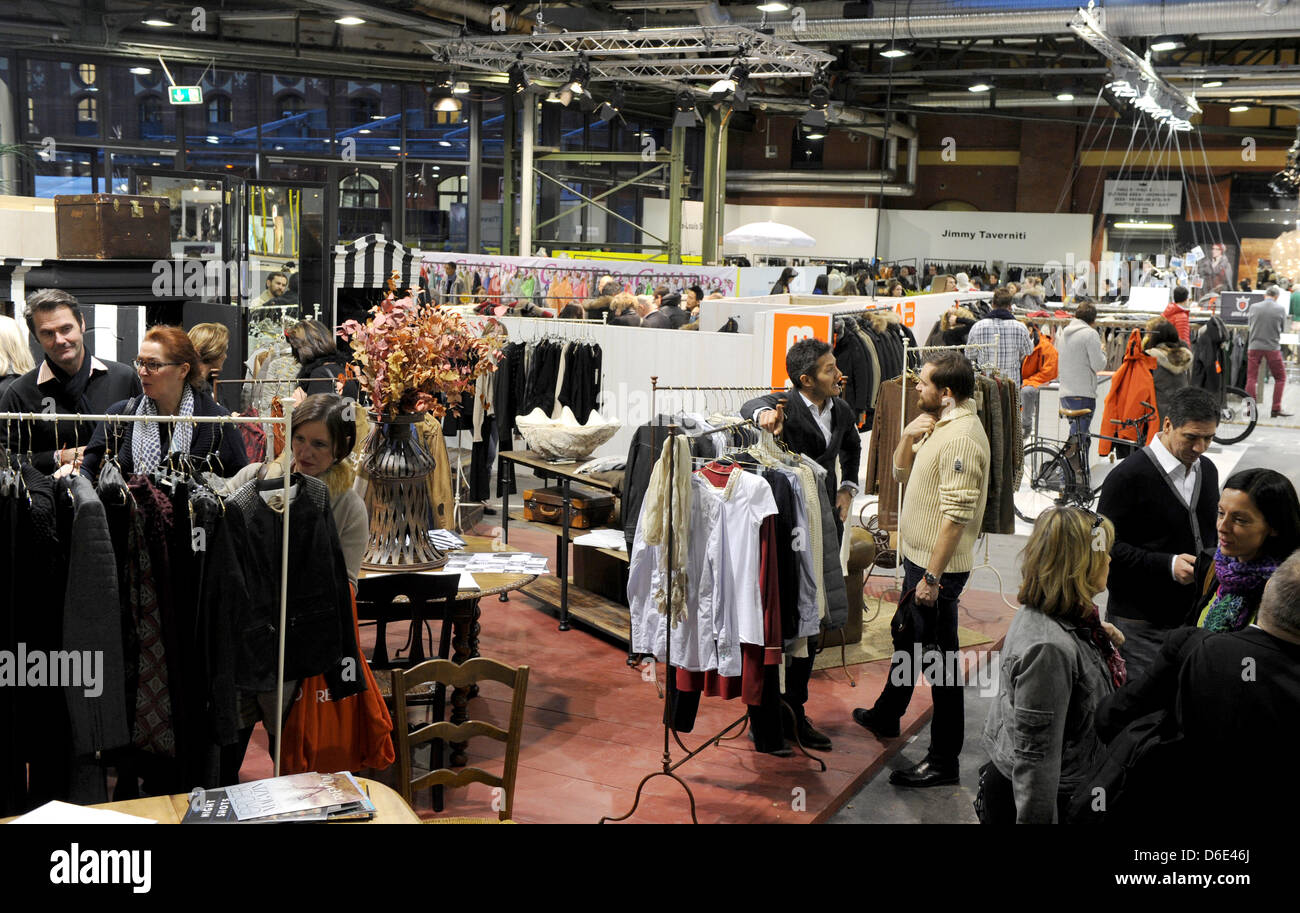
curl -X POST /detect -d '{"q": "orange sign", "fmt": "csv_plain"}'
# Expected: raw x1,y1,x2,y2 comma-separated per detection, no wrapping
894,297,916,328
768,311,832,392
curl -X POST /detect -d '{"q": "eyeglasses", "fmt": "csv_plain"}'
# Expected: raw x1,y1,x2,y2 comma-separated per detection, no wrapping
134,359,183,374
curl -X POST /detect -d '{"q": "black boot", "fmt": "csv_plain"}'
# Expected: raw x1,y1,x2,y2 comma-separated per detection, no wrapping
785,712,833,752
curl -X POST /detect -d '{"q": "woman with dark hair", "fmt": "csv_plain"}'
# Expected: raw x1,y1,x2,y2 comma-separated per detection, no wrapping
1142,315,1192,426
80,325,249,480
812,274,829,295
286,318,360,403
1197,468,1300,632
886,280,905,298
769,267,798,295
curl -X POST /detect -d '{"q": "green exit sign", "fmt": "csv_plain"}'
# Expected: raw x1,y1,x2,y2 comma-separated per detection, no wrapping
168,85,204,105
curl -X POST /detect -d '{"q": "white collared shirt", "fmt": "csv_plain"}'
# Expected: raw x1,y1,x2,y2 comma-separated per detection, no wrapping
800,391,834,446
1147,433,1200,581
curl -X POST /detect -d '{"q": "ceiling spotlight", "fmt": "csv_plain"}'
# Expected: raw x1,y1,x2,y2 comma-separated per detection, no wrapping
756,1,790,11
438,140,452,147
968,80,992,93
452,81,471,95
673,90,699,127
610,84,626,112
434,96,462,113
130,66,152,75
141,17,174,27
1056,90,1076,101
597,102,618,124
358,128,371,134
1230,104,1250,112
544,91,563,104
880,47,910,59
710,63,750,99
508,58,530,95
1201,80,1224,88
808,69,831,109
805,129,826,141
335,16,365,25
1114,221,1176,230
566,57,590,97
1150,36,1184,52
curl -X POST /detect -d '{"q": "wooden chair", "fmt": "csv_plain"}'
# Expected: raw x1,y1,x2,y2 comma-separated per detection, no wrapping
357,572,461,811
391,657,530,823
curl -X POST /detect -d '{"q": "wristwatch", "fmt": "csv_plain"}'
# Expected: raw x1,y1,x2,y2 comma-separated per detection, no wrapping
923,571,939,586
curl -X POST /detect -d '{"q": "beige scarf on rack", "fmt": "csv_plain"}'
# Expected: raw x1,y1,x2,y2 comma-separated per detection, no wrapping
641,435,692,625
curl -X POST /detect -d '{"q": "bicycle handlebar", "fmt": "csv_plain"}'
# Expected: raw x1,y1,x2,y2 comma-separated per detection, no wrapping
1109,401,1158,428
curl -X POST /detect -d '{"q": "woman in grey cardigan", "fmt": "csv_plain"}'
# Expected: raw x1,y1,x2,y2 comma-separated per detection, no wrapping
979,506,1128,823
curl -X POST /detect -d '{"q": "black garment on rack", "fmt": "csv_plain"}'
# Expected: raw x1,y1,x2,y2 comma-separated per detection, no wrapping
833,317,873,418
521,340,562,417
468,414,496,503
557,341,603,424
1191,317,1227,395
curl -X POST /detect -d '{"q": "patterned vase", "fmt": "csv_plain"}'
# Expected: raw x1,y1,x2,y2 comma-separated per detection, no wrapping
361,412,447,571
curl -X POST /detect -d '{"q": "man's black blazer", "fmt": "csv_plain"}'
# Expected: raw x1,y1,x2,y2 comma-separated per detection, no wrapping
1096,446,1218,628
741,390,862,507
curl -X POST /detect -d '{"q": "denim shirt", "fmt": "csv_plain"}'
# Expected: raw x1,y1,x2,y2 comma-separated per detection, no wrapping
982,606,1116,823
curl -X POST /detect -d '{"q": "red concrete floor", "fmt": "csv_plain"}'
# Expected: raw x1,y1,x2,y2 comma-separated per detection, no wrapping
241,518,1015,824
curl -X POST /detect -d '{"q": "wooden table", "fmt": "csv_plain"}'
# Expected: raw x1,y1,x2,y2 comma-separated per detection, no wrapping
360,535,537,765
498,450,632,649
1,778,419,824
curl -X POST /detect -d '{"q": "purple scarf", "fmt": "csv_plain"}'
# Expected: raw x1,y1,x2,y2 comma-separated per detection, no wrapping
1201,549,1279,633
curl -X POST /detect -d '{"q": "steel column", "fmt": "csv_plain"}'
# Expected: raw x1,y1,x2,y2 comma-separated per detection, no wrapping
520,92,535,255
502,96,515,255
468,98,482,254
668,124,685,264
701,113,719,265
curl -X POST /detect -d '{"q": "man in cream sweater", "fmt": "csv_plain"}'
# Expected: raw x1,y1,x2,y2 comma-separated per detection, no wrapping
853,351,990,787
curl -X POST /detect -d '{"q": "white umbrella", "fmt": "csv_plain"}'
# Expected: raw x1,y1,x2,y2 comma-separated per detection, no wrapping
723,220,817,248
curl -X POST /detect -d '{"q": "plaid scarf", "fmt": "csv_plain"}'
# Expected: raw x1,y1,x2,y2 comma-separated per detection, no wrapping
1079,606,1127,689
131,385,195,473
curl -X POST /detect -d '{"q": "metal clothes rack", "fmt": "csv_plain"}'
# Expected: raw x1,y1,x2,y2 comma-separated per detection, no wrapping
0,410,295,778
601,379,824,825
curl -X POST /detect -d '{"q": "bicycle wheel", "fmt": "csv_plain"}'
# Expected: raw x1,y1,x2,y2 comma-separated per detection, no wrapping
1214,385,1258,445
1014,444,1077,524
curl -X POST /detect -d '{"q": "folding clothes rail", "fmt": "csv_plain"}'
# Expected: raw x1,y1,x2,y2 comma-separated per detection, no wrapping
0,410,295,777
600,380,825,825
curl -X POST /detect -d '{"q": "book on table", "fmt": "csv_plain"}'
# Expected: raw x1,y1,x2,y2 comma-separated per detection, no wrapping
182,772,376,824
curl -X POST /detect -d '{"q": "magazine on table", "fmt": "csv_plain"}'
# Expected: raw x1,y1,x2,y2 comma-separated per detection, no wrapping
182,772,375,824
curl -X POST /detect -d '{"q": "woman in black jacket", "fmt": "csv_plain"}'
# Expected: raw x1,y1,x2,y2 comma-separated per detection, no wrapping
770,267,798,295
80,325,249,480
286,318,361,403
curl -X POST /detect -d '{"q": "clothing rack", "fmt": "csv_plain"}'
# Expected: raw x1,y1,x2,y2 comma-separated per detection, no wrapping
602,379,824,824
0,410,295,778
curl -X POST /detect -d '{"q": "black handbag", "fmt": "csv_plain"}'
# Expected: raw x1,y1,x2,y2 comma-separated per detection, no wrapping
889,586,919,643
1064,709,1184,824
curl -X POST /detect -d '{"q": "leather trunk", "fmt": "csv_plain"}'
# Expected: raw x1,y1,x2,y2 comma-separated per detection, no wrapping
55,194,171,259
522,487,615,529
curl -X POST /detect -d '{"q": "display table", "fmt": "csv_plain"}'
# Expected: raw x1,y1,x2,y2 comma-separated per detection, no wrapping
497,450,632,650
1,778,419,824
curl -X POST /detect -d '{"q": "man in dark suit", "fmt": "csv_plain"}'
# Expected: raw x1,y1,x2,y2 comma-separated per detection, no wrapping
0,289,141,473
1097,386,1219,683
744,337,861,535
655,291,691,329
741,338,862,755
1094,549,1300,824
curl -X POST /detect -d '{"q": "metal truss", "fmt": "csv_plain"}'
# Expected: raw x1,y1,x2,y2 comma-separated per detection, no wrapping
1070,3,1201,129
421,26,835,89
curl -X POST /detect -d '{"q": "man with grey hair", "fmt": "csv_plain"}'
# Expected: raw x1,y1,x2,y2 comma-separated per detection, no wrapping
1246,285,1291,417
1094,550,1300,822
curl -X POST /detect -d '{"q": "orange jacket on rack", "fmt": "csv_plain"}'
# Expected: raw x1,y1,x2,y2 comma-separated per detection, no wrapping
1098,329,1158,457
1020,333,1059,388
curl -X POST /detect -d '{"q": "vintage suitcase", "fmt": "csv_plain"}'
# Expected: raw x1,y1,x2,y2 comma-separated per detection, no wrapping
522,487,616,529
54,194,171,260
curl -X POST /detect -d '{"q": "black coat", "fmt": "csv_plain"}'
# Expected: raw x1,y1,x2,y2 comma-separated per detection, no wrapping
1190,315,1226,394
741,390,862,511
1096,446,1218,628
80,387,250,482
0,356,142,472
297,354,360,402
640,309,674,330
833,318,872,415
1094,625,1300,823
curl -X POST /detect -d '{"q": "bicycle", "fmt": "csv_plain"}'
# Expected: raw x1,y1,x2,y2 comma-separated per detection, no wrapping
1213,383,1257,445
1013,401,1158,524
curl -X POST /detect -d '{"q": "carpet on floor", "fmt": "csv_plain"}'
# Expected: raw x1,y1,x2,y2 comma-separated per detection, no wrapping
813,595,993,671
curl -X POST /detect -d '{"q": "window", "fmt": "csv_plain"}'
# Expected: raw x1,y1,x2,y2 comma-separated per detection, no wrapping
340,172,380,210
278,93,305,118
207,94,232,124
349,96,378,123
77,63,96,86
76,96,96,121
138,95,163,136
26,97,36,134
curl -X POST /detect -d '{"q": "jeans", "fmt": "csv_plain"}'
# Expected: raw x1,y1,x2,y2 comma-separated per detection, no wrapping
1246,348,1286,413
1059,395,1095,444
871,558,971,766
1020,385,1040,437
